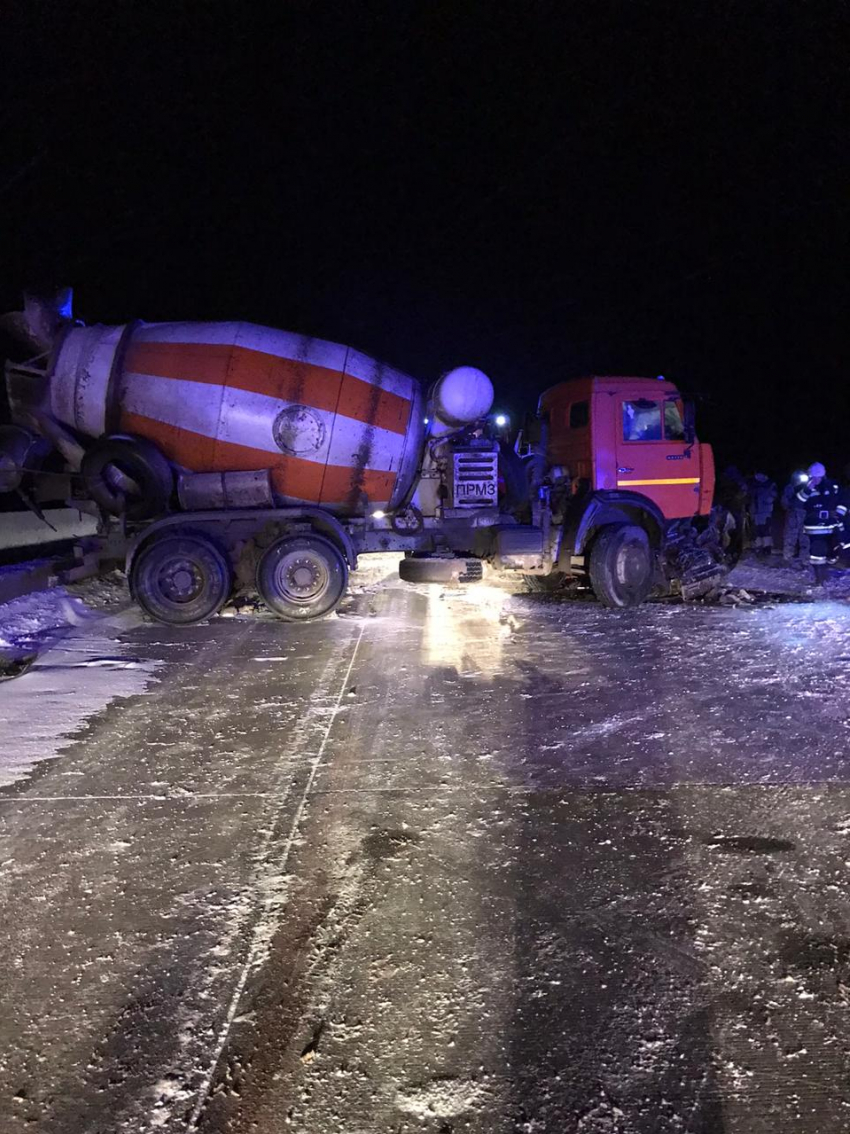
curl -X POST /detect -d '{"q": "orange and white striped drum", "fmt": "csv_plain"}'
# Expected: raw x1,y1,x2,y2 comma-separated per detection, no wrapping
48,321,424,515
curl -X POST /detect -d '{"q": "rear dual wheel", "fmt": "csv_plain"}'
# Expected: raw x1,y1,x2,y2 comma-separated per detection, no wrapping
256,535,348,621
131,531,348,625
132,533,232,624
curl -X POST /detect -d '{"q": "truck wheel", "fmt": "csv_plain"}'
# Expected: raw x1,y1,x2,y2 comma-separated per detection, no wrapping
81,434,173,521
131,532,232,624
256,534,348,620
588,523,654,608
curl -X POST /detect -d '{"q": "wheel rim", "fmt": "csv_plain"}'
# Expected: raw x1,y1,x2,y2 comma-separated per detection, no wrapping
153,555,206,605
615,540,649,590
272,549,330,606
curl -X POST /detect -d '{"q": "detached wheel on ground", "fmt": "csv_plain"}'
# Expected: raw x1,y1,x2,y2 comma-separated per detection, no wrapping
588,523,654,608
131,532,232,624
398,556,481,584
257,534,348,620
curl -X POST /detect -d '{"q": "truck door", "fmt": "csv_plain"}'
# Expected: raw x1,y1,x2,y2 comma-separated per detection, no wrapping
615,395,701,519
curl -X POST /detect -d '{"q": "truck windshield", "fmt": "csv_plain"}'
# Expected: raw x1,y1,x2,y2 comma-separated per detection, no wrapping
664,399,685,441
623,398,687,442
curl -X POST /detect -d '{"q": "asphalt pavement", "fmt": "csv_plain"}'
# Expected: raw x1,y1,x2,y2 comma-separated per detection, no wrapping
2,566,850,1133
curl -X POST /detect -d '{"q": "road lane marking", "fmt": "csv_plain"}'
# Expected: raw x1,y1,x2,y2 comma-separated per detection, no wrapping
0,792,277,802
186,622,366,1130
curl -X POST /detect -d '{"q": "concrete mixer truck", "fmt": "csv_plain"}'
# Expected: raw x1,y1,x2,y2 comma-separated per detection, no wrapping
1,291,720,624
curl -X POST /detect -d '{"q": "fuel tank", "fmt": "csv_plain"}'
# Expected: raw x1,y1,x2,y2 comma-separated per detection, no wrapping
47,321,424,515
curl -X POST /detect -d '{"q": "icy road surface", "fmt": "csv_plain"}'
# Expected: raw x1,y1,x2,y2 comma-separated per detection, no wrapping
2,565,850,1133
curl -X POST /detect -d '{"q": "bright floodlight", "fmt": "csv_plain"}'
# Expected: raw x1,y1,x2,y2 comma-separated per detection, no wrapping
372,510,386,519
495,414,508,427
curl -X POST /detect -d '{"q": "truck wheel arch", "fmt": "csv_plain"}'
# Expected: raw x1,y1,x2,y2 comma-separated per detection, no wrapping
566,491,665,560
125,506,358,582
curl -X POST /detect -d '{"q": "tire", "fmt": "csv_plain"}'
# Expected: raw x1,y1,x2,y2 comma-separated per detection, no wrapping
457,560,483,583
399,556,457,584
131,532,232,624
81,434,173,521
588,523,654,608
398,556,481,584
256,534,348,620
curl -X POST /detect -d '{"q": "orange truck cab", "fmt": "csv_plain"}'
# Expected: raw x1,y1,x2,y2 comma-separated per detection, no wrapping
526,376,717,606
540,375,715,520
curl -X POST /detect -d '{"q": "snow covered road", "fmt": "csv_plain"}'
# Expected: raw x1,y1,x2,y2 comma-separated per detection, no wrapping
2,568,850,1132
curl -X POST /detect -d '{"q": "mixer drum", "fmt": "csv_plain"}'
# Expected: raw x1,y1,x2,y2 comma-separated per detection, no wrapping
48,321,425,516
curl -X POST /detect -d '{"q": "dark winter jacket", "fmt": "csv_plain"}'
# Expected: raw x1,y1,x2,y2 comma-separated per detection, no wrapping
781,481,805,512
838,486,850,549
797,478,845,535
747,475,777,524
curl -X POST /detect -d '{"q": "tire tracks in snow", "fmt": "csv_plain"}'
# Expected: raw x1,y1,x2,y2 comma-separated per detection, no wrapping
179,622,366,1131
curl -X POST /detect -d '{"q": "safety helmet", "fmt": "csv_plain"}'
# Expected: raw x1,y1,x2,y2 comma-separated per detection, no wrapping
807,462,826,478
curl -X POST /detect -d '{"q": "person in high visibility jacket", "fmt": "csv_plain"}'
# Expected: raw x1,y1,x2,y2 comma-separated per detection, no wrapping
837,481,850,562
796,462,847,585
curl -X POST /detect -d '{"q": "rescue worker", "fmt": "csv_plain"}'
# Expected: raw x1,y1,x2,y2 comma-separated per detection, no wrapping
796,462,846,586
837,479,850,564
746,471,777,557
780,474,810,563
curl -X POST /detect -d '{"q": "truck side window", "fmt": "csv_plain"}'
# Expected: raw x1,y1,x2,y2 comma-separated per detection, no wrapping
623,399,661,441
569,401,589,428
664,400,685,441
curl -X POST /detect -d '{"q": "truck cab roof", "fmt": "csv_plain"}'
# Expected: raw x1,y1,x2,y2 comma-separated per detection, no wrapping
538,375,681,412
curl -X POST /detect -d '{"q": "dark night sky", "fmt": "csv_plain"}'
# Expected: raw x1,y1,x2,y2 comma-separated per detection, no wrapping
2,1,848,478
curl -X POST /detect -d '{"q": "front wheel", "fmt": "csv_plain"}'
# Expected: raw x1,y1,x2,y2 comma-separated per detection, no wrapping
588,523,654,608
256,534,348,620
131,532,232,624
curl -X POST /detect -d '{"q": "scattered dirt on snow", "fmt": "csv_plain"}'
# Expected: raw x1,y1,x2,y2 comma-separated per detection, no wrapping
723,554,850,602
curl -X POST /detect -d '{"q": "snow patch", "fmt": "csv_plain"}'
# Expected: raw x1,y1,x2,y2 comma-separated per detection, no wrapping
0,577,159,787
395,1076,485,1118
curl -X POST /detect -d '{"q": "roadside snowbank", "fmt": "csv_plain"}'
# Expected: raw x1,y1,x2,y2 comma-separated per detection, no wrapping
0,572,160,788
0,571,129,655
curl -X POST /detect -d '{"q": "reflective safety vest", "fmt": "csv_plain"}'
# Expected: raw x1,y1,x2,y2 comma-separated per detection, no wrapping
797,478,845,535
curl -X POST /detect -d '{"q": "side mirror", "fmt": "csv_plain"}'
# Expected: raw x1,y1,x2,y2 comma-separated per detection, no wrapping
683,399,696,445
